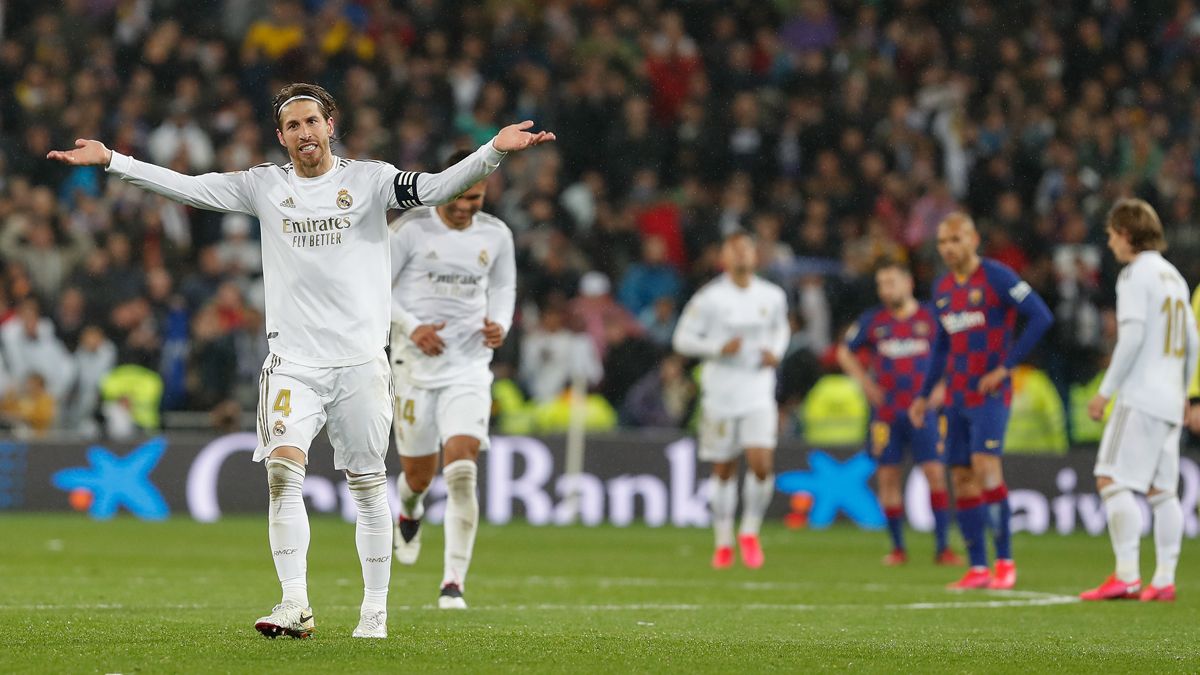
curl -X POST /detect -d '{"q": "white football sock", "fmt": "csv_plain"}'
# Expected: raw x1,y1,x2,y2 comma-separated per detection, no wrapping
709,476,737,549
396,472,427,520
441,460,479,590
1150,492,1183,588
739,473,775,536
348,472,392,612
266,457,310,608
1101,485,1141,583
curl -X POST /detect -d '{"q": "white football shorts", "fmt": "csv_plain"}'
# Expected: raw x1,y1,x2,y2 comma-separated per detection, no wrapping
1094,404,1181,494
698,405,778,463
252,351,393,474
392,371,491,458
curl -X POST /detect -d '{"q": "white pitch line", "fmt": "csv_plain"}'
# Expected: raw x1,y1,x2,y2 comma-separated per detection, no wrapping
0,591,1080,613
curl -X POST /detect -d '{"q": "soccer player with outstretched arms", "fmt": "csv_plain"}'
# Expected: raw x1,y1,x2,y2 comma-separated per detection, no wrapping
48,83,554,638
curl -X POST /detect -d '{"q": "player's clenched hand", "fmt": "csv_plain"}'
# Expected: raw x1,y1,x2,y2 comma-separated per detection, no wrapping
482,318,505,349
1087,394,1109,422
46,139,112,166
760,350,780,368
1187,403,1200,434
493,121,556,153
862,379,885,409
720,337,742,356
977,366,1009,394
908,396,928,428
411,322,446,356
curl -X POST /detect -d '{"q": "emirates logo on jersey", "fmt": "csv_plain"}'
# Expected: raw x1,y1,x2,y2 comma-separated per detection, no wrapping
336,188,353,209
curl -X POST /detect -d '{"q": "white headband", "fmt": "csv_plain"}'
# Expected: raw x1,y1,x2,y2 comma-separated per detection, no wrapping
276,95,325,117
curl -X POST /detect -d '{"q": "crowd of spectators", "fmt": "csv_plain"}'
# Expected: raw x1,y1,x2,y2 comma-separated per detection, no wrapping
1,0,1199,439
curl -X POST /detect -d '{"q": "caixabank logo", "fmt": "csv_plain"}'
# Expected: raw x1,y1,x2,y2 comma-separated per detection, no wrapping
52,437,170,520
775,450,884,529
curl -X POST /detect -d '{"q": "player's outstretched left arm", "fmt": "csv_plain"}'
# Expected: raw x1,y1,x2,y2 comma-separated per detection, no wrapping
48,139,254,214
978,266,1053,394
399,122,556,209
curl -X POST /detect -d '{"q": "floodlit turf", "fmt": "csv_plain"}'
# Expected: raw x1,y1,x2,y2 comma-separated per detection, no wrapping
1,514,1197,673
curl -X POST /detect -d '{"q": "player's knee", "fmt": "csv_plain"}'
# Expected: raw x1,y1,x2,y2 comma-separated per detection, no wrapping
921,462,947,491
405,472,434,493
443,436,481,464
712,462,736,481
270,445,306,465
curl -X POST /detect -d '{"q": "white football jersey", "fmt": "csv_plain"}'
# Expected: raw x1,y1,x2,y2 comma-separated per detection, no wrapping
672,274,790,417
1102,251,1199,423
106,142,506,368
389,206,516,388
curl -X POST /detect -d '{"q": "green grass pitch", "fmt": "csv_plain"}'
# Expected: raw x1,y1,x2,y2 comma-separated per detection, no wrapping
1,514,1198,673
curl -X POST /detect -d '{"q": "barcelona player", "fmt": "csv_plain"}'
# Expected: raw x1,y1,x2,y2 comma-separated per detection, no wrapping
838,260,961,566
908,213,1053,590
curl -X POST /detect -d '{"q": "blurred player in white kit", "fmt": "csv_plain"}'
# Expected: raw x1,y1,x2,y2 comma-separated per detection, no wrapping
1080,199,1199,602
672,232,790,569
388,152,515,609
48,83,553,636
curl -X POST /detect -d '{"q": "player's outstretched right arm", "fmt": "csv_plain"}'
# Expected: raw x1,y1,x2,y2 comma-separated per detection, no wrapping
48,139,253,214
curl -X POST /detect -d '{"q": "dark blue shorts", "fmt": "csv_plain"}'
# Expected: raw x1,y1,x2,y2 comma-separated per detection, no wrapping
940,402,1011,467
869,414,941,466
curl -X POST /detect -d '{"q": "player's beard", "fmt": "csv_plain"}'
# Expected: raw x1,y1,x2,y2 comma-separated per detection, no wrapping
293,139,326,171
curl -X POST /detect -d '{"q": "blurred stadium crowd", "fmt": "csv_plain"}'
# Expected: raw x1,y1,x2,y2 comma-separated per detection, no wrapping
0,0,1198,443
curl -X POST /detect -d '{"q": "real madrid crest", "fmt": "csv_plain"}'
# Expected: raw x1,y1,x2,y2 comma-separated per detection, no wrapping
478,249,489,267
336,188,353,209
968,288,983,306
273,419,287,437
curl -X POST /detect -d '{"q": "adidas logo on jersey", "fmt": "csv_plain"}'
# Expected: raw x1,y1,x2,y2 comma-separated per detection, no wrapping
280,197,296,208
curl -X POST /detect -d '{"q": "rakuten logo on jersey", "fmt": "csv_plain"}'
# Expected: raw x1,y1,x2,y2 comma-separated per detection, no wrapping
940,311,986,333
878,338,930,359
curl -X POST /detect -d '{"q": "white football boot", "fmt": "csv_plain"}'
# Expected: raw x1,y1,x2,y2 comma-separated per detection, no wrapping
254,603,315,639
394,516,422,565
352,609,387,639
438,583,467,609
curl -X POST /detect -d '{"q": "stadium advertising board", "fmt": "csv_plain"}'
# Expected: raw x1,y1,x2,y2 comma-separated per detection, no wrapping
8,432,1200,538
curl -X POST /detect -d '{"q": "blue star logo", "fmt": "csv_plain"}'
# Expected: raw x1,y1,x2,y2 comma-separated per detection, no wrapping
776,450,883,529
52,438,170,520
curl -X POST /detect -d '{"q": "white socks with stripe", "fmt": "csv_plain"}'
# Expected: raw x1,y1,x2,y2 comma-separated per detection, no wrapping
348,472,392,612
1150,491,1183,588
709,476,737,548
397,472,427,521
740,473,775,537
266,457,310,608
1101,484,1141,583
442,460,479,589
